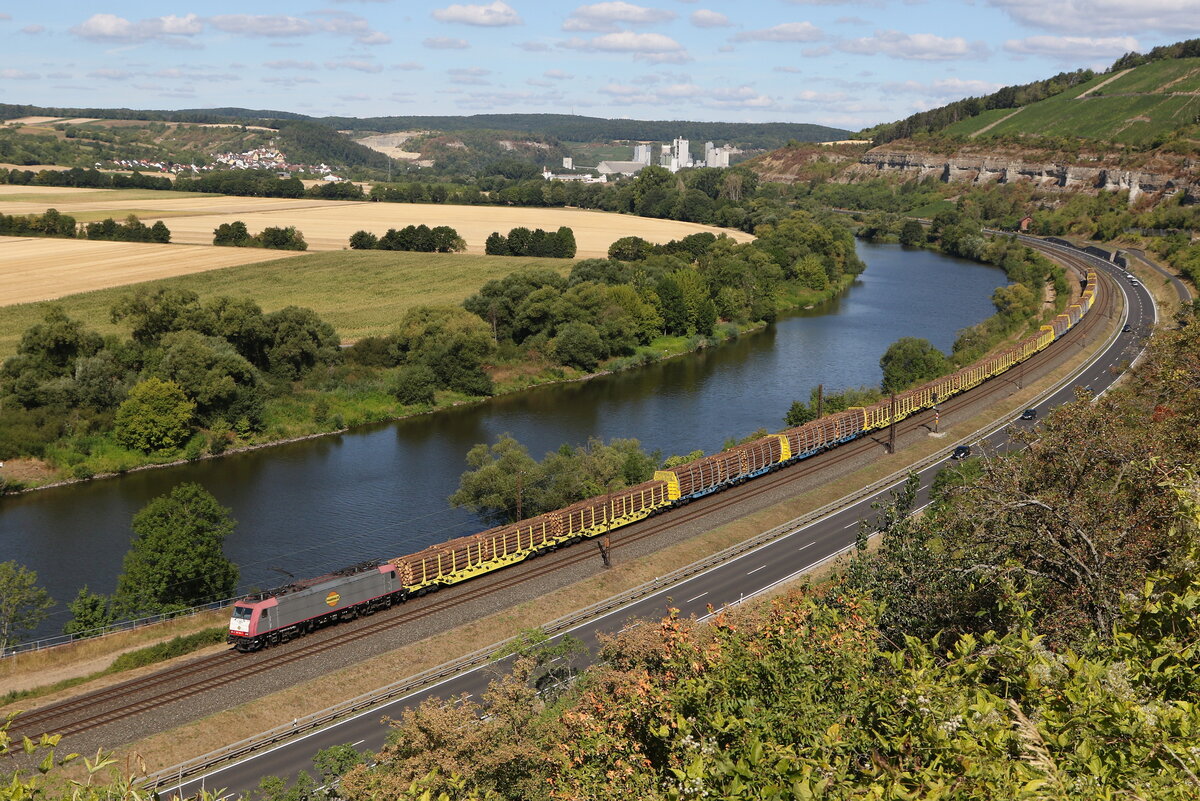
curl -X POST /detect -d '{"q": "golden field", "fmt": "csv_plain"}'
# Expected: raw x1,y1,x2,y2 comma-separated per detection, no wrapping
0,236,294,306
0,185,753,257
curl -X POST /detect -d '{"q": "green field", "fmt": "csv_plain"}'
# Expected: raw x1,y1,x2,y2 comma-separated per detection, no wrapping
945,58,1200,145
0,250,570,357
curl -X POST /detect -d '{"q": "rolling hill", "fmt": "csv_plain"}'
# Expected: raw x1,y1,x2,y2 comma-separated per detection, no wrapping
944,57,1200,146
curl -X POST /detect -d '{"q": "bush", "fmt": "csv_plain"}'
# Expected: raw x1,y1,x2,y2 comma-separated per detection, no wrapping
552,321,605,371
109,628,227,671
113,378,195,453
389,364,438,405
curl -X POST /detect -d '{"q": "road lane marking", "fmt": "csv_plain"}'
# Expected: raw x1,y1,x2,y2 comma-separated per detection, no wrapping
842,520,859,529
798,541,815,551
746,564,768,575
685,592,708,603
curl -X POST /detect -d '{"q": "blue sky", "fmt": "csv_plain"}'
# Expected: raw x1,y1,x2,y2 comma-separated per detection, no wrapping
2,1,1198,130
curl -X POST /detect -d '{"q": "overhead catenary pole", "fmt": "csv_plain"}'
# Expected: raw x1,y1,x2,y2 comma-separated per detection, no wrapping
888,393,897,454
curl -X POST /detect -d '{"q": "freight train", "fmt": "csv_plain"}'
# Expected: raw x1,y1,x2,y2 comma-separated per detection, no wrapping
227,272,1099,651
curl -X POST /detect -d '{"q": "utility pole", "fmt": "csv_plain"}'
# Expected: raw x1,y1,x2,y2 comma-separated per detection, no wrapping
888,393,897,454
515,472,523,521
815,384,823,419
599,483,613,568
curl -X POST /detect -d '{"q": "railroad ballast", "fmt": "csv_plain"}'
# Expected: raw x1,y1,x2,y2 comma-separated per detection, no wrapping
228,271,1098,652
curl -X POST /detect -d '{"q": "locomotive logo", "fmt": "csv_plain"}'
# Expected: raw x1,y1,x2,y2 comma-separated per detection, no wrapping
325,591,341,607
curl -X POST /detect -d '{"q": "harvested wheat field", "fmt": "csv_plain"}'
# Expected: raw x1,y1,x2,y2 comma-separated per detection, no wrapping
145,201,753,256
0,236,294,306
0,186,750,257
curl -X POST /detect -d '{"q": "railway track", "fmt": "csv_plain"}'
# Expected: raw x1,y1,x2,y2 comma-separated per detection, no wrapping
8,246,1113,746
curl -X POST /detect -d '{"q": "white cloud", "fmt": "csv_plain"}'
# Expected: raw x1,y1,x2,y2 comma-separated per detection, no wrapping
599,80,772,109
562,31,686,54
394,61,424,70
325,59,384,73
883,77,1006,97
838,29,986,60
264,76,319,86
264,59,317,70
0,13,11,21
424,36,470,48
989,0,1200,35
690,9,731,27
21,25,46,34
774,66,803,73
70,13,203,43
0,69,40,79
544,69,574,79
433,2,522,26
448,66,491,84
793,89,849,103
208,14,312,37
1003,35,1139,60
88,68,135,79
517,40,551,51
802,45,832,57
732,22,824,43
563,2,675,33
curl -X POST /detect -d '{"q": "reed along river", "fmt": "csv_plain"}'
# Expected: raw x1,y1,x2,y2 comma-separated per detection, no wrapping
1,242,1006,637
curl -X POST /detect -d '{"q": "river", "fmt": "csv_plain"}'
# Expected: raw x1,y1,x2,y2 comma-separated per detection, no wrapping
0,242,1005,637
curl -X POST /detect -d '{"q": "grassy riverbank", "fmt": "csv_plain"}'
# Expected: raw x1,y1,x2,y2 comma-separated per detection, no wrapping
0,266,857,490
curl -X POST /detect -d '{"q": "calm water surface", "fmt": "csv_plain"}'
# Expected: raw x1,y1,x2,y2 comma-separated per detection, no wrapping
1,242,1004,635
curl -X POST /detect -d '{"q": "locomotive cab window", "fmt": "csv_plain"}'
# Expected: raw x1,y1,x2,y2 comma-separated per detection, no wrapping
232,606,253,620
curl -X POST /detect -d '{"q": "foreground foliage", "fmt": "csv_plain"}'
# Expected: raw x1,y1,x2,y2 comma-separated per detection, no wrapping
324,311,1200,800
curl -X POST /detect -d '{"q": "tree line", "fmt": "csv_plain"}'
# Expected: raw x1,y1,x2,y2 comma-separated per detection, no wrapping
213,220,308,250
349,224,466,253
0,208,170,242
484,226,576,258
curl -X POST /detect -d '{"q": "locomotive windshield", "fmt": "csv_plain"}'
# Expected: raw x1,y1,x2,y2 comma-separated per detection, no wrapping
232,606,253,620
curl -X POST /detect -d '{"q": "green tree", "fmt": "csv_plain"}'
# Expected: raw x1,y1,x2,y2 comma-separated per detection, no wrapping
349,230,378,250
694,297,717,336
255,226,307,251
0,561,53,652
264,306,341,379
484,231,509,255
389,364,438,406
607,236,651,261
654,276,689,336
898,219,925,246
552,321,605,371
879,337,949,393
448,434,541,524
212,220,251,246
113,483,239,616
113,377,195,453
63,585,115,637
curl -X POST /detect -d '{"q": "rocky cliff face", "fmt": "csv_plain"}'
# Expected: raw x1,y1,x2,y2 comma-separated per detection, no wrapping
843,149,1200,204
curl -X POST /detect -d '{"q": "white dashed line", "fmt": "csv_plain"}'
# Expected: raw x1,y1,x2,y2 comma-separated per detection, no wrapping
746,564,768,575
685,592,708,603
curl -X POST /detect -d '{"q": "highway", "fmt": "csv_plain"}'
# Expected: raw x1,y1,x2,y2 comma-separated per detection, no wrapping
164,244,1156,800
